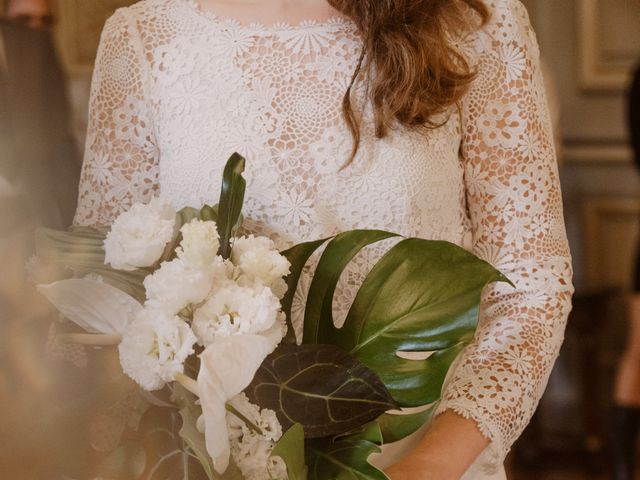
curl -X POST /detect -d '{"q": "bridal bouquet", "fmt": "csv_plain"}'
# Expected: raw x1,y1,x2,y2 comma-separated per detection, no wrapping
33,154,508,480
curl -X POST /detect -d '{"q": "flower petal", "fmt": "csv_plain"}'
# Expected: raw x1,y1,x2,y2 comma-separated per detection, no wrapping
197,329,282,474
38,278,142,334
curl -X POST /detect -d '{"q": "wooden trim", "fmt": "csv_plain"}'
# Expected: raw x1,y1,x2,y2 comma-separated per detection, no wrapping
563,140,633,165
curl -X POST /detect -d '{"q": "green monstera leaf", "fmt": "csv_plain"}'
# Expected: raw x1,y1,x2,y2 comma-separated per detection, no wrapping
287,232,509,408
272,424,308,480
246,344,397,438
306,422,388,480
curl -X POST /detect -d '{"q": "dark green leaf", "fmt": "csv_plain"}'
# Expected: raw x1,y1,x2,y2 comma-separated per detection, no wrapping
320,238,508,407
272,424,308,480
303,230,398,345
246,344,397,439
280,238,330,344
217,153,247,259
376,407,434,444
306,422,387,480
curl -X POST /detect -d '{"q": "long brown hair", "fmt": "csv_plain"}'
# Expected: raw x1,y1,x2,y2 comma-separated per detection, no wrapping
328,0,489,163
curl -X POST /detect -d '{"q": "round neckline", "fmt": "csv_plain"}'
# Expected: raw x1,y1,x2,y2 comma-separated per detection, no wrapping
184,0,355,34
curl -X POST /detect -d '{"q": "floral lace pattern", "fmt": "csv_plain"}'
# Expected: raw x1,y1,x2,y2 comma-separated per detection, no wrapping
74,0,573,474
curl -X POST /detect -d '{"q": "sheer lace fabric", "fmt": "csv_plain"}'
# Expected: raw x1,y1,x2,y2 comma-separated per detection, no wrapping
74,0,574,473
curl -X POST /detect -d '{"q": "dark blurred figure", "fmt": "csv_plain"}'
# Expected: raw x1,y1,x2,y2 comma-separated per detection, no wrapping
0,0,79,233
611,64,640,480
0,1,81,478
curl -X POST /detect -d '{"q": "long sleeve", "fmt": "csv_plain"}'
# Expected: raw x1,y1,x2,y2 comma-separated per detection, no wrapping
436,0,574,469
73,8,159,227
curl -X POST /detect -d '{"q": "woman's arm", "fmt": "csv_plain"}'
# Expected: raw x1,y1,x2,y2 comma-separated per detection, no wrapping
386,411,489,480
388,0,574,477
74,7,159,227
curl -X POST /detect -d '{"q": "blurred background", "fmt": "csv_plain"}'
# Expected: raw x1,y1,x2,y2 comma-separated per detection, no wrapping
1,0,640,479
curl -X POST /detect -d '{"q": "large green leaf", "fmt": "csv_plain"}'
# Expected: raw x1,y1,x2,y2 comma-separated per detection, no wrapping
216,153,246,259
316,238,508,407
280,238,329,343
272,424,308,480
303,230,398,344
306,422,387,480
376,407,434,444
246,344,397,438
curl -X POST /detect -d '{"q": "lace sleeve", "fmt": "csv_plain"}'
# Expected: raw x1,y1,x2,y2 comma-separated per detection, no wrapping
73,8,159,227
436,0,574,468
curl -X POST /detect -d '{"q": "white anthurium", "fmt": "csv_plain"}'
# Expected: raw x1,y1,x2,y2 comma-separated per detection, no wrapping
196,324,284,474
37,278,142,335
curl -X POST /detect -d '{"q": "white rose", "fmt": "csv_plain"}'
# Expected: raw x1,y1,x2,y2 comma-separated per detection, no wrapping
231,235,291,297
177,219,220,267
104,197,177,271
118,308,196,391
144,257,230,315
192,284,280,346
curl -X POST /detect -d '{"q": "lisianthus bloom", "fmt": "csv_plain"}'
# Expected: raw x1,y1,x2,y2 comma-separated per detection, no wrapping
143,256,229,315
192,284,281,346
104,197,177,271
231,235,291,298
177,219,220,268
119,308,197,391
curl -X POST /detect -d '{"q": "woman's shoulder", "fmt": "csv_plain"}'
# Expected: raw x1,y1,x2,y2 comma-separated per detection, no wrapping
103,0,177,32
460,0,538,64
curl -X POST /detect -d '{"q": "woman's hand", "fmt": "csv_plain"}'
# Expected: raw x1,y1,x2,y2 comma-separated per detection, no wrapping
385,410,490,480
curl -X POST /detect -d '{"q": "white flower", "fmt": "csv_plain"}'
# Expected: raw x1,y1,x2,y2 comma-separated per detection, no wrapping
104,197,177,271
231,235,290,297
38,278,142,334
177,219,220,267
144,257,231,315
118,308,196,391
192,284,281,346
227,393,286,480
197,326,283,474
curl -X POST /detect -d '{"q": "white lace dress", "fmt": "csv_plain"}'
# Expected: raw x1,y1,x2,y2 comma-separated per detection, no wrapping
73,0,574,478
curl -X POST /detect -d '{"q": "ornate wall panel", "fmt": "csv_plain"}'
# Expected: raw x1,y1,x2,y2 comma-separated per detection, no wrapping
578,0,640,92
583,196,640,291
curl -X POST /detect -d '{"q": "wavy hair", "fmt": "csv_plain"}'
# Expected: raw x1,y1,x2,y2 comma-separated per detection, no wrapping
328,0,489,163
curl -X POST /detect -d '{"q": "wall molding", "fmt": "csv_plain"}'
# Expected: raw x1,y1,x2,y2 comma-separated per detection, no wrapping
583,196,640,291
563,139,633,165
577,0,638,92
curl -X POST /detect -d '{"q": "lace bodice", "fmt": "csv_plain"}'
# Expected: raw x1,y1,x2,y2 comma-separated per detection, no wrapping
74,0,574,474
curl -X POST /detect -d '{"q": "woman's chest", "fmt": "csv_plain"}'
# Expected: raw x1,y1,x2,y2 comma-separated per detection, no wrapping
145,24,467,246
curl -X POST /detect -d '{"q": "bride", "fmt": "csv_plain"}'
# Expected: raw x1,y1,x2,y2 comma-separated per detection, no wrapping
73,0,574,478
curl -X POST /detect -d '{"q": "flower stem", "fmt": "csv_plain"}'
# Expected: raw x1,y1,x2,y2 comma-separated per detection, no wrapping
175,372,200,396
225,403,264,436
57,333,121,346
